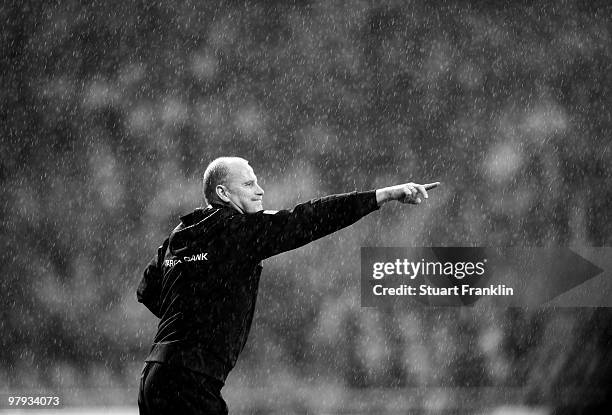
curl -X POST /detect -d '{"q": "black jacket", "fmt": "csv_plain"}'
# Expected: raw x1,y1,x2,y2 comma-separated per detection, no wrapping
137,190,379,382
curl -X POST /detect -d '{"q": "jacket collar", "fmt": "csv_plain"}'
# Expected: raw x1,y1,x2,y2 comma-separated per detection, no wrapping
179,208,206,225
179,203,236,225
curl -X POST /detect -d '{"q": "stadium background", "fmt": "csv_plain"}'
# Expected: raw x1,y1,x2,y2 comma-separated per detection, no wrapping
1,0,611,413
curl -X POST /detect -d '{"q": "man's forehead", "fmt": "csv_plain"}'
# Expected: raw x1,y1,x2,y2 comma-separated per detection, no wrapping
227,160,256,181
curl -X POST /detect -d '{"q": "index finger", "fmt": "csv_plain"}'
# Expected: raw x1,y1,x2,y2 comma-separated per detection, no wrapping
415,184,428,199
424,182,440,190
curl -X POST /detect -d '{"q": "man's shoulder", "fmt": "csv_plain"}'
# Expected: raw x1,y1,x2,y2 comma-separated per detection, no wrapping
170,206,237,245
179,206,236,226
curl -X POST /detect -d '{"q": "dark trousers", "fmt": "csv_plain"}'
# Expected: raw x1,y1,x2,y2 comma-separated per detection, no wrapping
138,362,228,415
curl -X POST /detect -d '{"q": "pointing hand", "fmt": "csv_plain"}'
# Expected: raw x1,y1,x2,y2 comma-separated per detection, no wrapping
376,182,441,206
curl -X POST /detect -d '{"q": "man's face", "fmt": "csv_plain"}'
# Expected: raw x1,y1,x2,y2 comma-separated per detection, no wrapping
223,161,264,213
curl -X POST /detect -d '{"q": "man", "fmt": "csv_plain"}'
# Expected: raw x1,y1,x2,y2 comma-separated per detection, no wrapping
137,156,439,414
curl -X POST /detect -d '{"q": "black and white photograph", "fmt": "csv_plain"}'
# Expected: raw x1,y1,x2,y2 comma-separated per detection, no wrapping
1,1,611,414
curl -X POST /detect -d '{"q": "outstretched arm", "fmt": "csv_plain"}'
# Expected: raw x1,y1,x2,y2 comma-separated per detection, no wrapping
230,182,440,260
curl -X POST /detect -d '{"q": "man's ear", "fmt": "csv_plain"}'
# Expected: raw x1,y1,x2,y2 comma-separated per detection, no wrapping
216,185,230,203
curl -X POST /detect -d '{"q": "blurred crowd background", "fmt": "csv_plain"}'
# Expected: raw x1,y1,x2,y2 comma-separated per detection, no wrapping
1,0,611,413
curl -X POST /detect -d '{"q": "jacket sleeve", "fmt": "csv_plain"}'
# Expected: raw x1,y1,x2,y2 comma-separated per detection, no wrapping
136,238,169,318
227,190,379,260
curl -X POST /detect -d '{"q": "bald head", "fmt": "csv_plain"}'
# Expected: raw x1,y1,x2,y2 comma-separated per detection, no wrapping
202,157,247,204
202,157,264,213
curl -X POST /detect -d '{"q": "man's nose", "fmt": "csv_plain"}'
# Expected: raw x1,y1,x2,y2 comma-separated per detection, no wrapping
256,184,264,196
